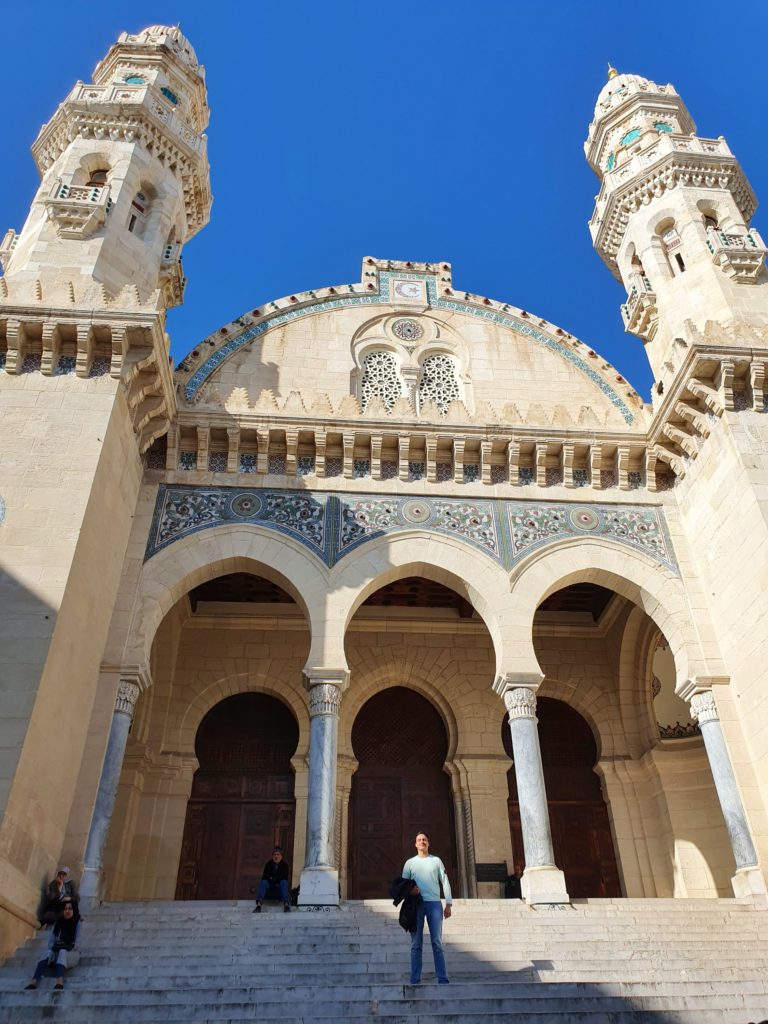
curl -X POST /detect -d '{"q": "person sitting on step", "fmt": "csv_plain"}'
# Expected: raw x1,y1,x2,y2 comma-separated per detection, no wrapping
25,900,81,991
40,866,78,925
254,847,291,913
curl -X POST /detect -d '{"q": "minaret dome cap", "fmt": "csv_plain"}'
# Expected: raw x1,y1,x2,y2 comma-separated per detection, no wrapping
117,25,199,69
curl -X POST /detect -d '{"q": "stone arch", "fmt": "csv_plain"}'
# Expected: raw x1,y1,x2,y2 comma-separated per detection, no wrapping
537,674,623,761
339,663,462,764
328,531,516,679
169,671,310,763
123,524,334,670
507,538,719,693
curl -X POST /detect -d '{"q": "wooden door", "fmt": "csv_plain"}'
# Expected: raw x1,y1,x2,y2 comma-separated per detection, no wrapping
175,693,299,900
505,697,622,898
348,687,457,899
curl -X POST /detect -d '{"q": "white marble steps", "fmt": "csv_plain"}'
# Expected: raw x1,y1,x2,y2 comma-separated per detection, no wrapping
1,898,767,1023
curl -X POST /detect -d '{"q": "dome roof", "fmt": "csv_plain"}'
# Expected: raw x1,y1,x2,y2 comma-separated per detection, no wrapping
594,71,654,116
120,25,199,68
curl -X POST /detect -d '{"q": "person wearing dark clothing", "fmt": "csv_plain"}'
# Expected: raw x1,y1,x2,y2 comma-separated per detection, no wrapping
254,847,291,912
390,876,422,933
41,867,78,925
25,903,81,990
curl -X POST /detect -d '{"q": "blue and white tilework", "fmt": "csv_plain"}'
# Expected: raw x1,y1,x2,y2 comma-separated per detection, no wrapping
146,486,679,574
183,271,635,424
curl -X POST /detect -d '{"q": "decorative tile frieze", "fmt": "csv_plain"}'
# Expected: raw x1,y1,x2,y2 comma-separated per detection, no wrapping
146,485,679,575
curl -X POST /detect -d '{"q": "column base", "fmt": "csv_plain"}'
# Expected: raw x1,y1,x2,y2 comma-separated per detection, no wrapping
298,867,339,906
521,865,569,905
731,865,768,902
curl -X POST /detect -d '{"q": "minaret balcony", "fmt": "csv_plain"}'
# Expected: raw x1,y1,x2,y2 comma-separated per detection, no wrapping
621,273,658,342
159,243,186,308
706,226,766,282
0,228,18,273
45,180,112,239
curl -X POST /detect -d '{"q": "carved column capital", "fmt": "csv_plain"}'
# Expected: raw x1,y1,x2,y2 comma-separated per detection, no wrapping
115,679,141,717
690,689,719,725
308,682,343,718
503,687,538,721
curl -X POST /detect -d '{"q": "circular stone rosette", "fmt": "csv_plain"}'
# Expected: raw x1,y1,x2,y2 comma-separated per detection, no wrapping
399,499,435,527
392,318,424,342
230,493,263,518
567,506,602,532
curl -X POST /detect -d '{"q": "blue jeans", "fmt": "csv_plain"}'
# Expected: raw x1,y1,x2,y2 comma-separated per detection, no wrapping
256,879,290,902
410,901,448,983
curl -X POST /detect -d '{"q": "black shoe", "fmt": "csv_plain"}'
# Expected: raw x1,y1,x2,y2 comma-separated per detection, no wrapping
283,902,290,912
253,903,262,913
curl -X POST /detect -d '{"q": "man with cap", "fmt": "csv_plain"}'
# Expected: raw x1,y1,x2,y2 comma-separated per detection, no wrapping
41,867,78,925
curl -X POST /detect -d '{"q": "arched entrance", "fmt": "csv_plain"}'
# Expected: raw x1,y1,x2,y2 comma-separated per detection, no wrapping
176,692,299,900
505,697,621,897
348,687,457,899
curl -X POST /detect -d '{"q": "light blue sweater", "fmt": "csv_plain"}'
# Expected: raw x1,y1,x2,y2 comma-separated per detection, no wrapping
402,854,452,903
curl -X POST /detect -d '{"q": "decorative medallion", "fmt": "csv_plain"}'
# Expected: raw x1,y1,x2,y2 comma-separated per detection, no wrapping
392,318,424,342
230,492,263,518
567,507,601,532
146,486,679,576
400,499,434,525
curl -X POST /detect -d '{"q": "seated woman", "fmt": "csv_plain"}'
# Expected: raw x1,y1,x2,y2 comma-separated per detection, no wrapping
41,867,78,925
25,901,81,991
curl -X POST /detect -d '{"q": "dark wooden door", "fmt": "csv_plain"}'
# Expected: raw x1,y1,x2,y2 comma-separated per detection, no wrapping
348,687,457,899
176,693,299,900
505,697,622,898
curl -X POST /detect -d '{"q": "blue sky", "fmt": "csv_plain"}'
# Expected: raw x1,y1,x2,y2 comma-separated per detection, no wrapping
2,1,767,399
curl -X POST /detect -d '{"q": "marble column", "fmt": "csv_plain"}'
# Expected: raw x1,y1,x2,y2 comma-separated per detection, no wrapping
501,685,569,904
298,670,349,906
79,677,142,908
690,690,766,898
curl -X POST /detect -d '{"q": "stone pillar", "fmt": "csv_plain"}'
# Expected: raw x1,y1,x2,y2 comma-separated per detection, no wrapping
497,681,569,904
298,670,349,905
690,690,767,898
79,677,143,908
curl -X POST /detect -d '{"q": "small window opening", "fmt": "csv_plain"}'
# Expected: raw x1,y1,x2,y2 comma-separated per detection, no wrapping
704,215,718,231
87,169,108,187
674,253,686,272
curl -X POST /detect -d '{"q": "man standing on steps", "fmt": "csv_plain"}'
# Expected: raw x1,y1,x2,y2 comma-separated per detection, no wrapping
402,831,452,985
254,847,291,913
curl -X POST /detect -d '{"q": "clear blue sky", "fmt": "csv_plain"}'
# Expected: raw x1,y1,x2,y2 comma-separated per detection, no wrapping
2,1,767,399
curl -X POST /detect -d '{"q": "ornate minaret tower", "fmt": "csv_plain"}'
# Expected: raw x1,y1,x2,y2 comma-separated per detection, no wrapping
585,68,767,389
587,71,768,893
0,26,211,953
0,24,210,311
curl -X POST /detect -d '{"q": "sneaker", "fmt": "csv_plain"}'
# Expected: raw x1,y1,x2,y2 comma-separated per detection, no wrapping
253,903,262,913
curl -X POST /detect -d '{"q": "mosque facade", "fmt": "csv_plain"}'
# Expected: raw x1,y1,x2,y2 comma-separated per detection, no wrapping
1,25,768,956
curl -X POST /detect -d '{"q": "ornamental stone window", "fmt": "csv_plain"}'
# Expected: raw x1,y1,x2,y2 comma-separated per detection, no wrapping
417,353,461,414
360,350,403,411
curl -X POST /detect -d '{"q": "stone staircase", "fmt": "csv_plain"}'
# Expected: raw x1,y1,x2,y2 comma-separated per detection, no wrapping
1,898,768,1022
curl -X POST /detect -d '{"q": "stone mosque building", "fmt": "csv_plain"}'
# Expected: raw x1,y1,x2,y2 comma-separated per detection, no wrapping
1,24,768,957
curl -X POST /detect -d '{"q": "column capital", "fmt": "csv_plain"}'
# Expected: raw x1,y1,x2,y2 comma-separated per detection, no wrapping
690,689,719,725
308,683,343,718
503,687,538,721
493,671,544,700
115,679,141,717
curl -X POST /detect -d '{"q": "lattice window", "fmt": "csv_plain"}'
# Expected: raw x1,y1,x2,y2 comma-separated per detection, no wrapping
360,350,402,411
418,354,460,413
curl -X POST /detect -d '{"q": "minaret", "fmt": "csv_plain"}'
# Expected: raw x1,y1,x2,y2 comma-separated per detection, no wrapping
0,26,211,955
585,67,767,387
0,24,211,309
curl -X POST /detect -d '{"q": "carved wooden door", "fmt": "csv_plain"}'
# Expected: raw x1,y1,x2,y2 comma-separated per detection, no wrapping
348,687,458,899
506,697,622,898
175,693,299,901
